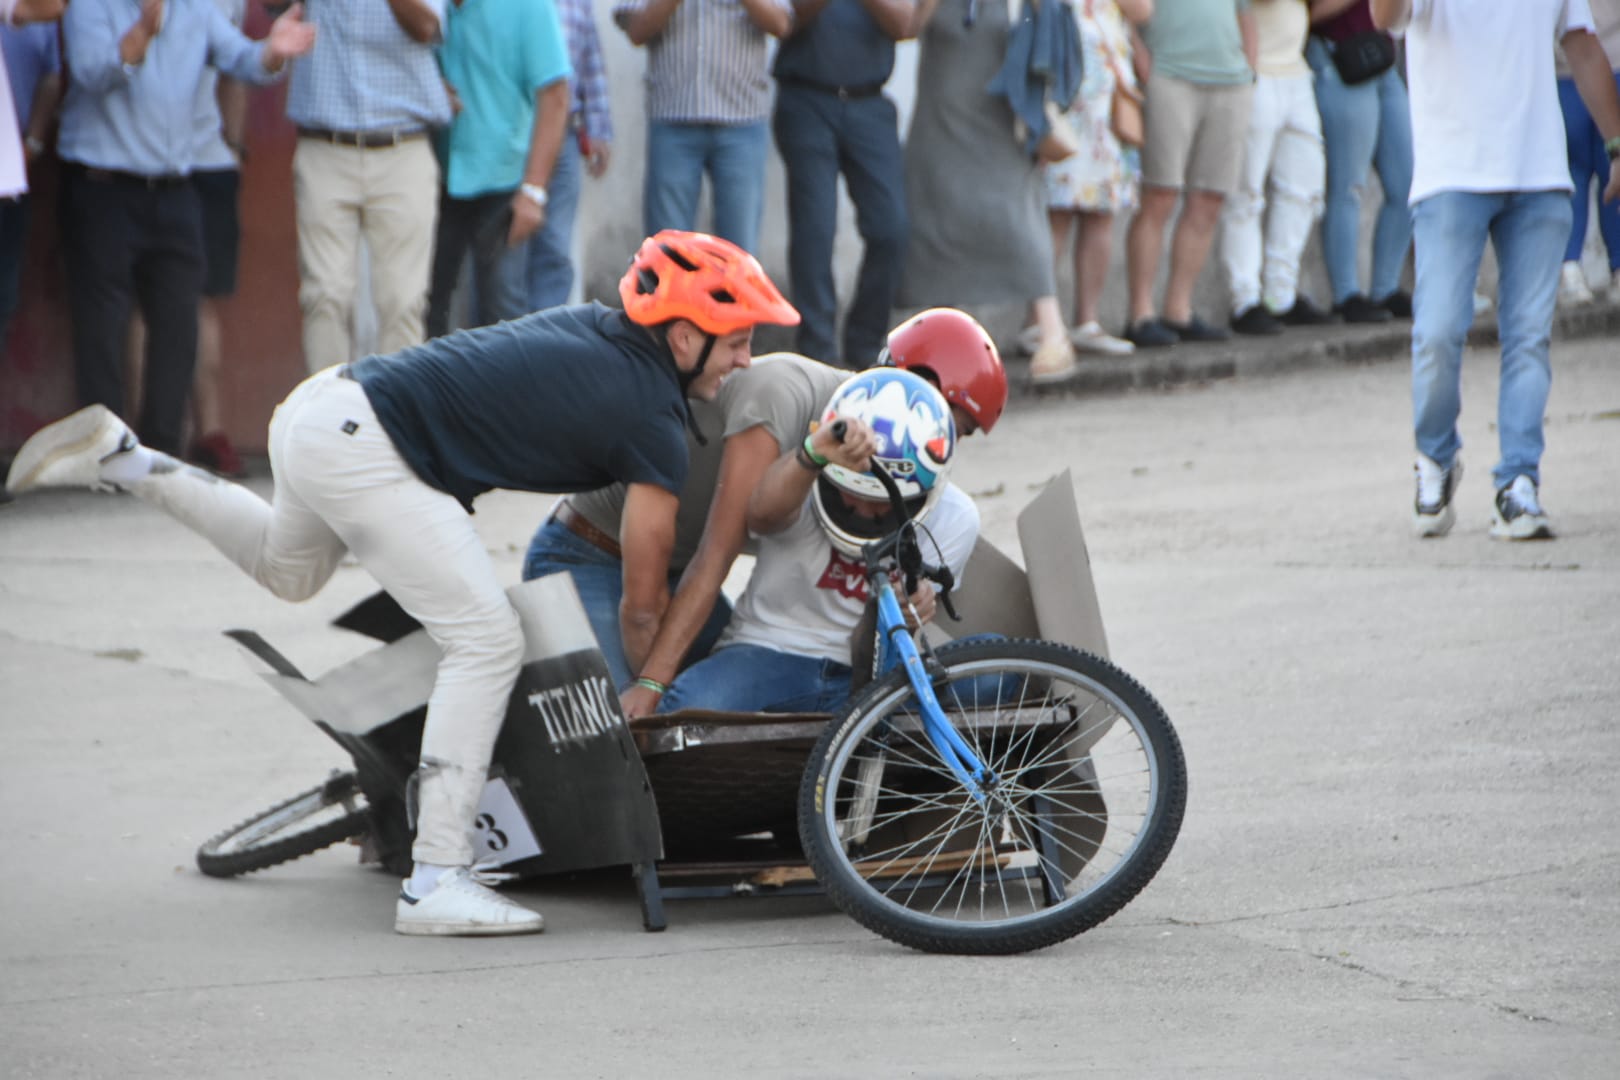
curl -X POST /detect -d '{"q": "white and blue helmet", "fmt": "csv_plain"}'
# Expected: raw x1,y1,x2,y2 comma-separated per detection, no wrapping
812,368,957,557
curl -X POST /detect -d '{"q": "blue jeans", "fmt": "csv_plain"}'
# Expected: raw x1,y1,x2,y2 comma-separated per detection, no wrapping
1307,38,1413,304
658,644,853,715
660,632,1013,717
644,120,769,254
1558,73,1620,269
1411,190,1572,491
773,85,907,366
521,517,732,690
525,134,583,311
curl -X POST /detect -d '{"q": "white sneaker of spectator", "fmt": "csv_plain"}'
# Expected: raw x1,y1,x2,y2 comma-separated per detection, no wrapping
1558,261,1595,307
1070,320,1135,356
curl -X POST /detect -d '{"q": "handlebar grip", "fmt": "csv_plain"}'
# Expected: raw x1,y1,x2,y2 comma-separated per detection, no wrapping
830,419,847,442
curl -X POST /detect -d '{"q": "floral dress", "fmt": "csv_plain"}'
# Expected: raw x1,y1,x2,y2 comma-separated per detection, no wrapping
1042,0,1142,214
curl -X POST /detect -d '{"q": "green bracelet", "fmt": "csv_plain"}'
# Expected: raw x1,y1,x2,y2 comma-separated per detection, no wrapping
634,676,667,695
800,434,829,468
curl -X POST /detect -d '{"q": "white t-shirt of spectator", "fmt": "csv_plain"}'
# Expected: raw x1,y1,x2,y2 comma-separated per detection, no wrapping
1402,0,1596,205
718,483,981,666
0,0,26,198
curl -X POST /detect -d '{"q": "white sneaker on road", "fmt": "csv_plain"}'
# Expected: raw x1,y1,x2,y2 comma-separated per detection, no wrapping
395,866,545,937
6,405,137,494
1413,454,1461,538
1490,475,1554,541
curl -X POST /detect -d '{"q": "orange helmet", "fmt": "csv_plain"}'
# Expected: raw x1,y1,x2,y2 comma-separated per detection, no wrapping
619,230,800,336
880,308,1007,434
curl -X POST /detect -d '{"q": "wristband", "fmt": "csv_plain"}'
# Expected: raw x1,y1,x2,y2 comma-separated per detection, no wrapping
1606,135,1620,162
633,676,667,696
799,434,828,469
520,182,549,208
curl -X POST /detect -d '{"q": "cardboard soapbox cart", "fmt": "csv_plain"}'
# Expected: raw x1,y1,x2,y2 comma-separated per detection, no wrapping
205,472,1111,930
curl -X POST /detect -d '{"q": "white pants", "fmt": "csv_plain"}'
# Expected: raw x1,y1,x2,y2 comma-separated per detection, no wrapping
131,369,521,866
1220,73,1325,313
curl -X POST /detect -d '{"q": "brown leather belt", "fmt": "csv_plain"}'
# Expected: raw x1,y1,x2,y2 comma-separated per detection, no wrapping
553,500,621,558
297,126,427,149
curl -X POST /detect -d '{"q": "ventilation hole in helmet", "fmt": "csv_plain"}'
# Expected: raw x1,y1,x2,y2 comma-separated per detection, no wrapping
636,268,660,295
659,243,700,272
709,287,736,305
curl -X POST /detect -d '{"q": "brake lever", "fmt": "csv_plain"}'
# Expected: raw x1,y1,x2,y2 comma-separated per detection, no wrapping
927,563,961,622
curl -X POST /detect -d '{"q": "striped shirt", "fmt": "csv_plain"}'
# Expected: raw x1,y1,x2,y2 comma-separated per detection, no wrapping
613,0,792,123
557,0,614,145
285,0,452,133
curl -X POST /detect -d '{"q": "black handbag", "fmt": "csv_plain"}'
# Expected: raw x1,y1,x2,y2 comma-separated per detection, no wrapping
1328,30,1398,85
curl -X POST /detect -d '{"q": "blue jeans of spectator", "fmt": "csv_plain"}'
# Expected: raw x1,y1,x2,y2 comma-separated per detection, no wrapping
526,134,583,311
773,85,908,367
425,190,528,339
1411,191,1571,491
643,120,768,254
1306,37,1412,304
522,516,732,690
658,644,853,715
1558,73,1620,269
0,194,28,348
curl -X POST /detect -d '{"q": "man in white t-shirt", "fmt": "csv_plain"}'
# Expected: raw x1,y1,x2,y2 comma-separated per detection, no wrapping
1373,0,1620,540
656,368,980,716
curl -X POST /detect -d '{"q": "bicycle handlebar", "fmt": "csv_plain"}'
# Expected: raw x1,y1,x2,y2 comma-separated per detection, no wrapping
827,419,958,621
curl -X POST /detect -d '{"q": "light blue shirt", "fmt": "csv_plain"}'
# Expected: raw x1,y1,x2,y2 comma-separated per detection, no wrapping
285,0,452,133
59,0,283,175
439,0,571,197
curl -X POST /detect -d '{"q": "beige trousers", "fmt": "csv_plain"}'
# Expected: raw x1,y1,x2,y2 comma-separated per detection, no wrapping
292,137,440,371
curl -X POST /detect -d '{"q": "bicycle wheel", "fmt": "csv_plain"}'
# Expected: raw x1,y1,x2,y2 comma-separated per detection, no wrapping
197,772,371,878
799,638,1186,954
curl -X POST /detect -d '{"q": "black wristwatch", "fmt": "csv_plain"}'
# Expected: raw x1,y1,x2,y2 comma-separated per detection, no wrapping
1607,135,1620,162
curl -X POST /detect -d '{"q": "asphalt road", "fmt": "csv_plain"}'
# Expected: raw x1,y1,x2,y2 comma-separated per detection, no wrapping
2,336,1617,1078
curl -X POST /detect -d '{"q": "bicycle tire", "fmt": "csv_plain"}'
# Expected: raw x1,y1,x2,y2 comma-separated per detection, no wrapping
196,772,371,878
799,638,1186,954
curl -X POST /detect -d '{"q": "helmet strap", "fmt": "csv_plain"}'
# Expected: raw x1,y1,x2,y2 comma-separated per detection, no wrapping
679,332,718,447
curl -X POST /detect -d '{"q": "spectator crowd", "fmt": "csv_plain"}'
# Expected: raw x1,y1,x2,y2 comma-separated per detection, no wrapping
2,0,1618,525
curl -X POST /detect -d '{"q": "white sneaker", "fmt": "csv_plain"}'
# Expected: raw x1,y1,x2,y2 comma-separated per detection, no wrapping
1413,454,1461,538
5,405,137,495
1070,320,1135,356
1558,261,1595,307
1490,475,1554,541
1028,339,1079,385
1015,324,1042,357
394,866,545,937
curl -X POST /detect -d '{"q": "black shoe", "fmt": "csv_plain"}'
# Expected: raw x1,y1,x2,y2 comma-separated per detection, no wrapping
1336,294,1394,324
1378,290,1413,319
1162,314,1231,343
1230,305,1285,336
1125,318,1180,348
1278,295,1334,326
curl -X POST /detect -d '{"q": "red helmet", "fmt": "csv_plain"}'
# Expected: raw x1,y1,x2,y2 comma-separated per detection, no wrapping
880,308,1007,434
619,230,800,336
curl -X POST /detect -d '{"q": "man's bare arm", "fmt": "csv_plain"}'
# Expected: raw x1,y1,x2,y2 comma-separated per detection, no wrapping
9,0,65,25
741,0,792,37
619,483,680,676
617,0,682,45
619,426,779,719
1565,30,1620,202
386,0,441,44
1368,0,1410,31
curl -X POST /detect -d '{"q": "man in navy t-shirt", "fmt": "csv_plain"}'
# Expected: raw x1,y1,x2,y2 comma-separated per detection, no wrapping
6,230,799,938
